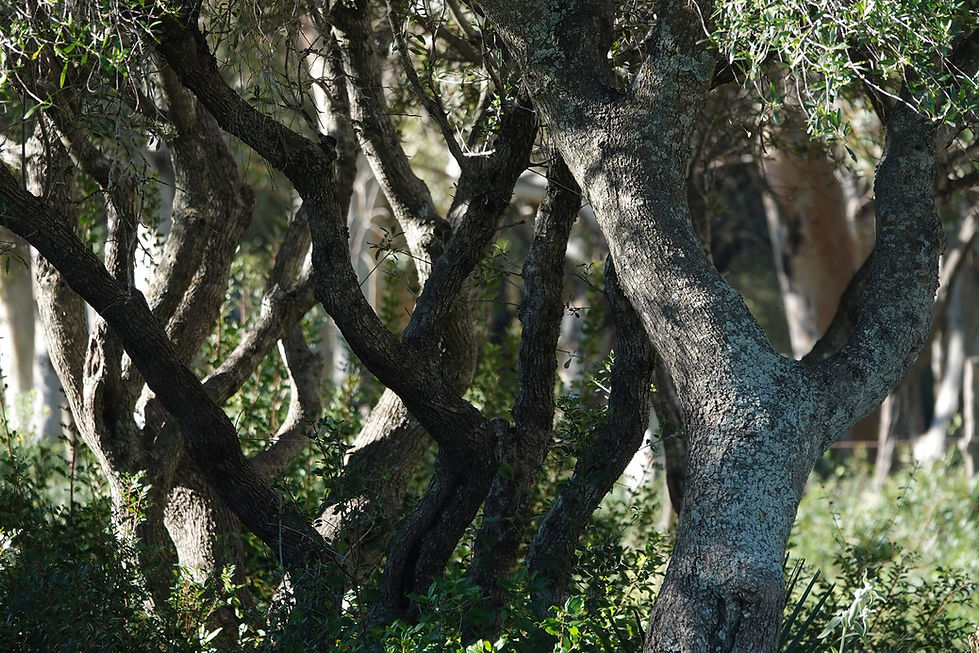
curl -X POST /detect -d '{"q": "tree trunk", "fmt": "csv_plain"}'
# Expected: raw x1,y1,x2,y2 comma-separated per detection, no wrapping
0,228,35,433
468,1,948,649
961,356,979,476
645,373,822,652
165,458,246,645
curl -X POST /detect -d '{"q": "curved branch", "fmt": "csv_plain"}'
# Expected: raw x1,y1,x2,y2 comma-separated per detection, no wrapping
817,105,944,436
0,165,332,575
328,1,449,281
526,258,656,618
387,0,469,169
251,325,324,479
402,99,537,343
466,155,578,629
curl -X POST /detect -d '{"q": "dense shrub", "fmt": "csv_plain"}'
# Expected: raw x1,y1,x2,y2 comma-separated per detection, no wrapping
2,428,977,651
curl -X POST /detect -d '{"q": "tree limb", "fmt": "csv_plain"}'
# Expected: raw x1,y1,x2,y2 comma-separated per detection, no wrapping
0,165,333,575
466,154,578,634
526,257,656,619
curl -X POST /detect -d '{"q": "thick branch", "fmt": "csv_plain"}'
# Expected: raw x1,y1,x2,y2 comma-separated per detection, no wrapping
466,156,578,629
329,1,449,280
251,325,324,479
0,166,331,574
817,105,944,436
403,100,537,343
25,137,88,426
148,66,254,363
526,258,656,618
470,0,771,405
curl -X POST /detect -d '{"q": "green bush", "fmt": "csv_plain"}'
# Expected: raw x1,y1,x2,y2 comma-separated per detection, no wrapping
3,418,978,651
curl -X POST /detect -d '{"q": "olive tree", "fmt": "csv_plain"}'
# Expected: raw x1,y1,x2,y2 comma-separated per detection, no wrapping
1,0,977,650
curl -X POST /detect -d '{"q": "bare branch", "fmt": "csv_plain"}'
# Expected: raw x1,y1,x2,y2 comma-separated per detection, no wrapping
251,325,324,479
402,98,537,344
465,155,579,635
328,0,449,281
0,164,333,575
145,66,254,363
527,257,656,619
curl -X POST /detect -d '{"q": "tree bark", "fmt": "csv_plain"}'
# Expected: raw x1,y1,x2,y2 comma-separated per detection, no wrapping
466,155,579,634
467,1,956,649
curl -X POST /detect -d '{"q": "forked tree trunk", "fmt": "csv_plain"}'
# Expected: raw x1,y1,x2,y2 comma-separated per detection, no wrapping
469,1,950,649
762,118,881,446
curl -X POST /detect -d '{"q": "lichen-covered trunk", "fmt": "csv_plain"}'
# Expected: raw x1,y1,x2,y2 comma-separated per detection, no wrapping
643,374,821,652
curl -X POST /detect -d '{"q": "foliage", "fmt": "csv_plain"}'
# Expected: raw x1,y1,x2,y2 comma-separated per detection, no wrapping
783,455,979,652
5,414,979,651
714,0,979,135
0,434,203,651
1,0,977,650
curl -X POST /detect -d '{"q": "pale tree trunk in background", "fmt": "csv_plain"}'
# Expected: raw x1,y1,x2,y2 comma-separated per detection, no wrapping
874,389,905,485
0,226,71,442
30,315,64,439
763,120,880,445
878,208,978,471
914,273,966,462
0,229,35,433
961,356,979,476
960,244,979,473
762,127,858,358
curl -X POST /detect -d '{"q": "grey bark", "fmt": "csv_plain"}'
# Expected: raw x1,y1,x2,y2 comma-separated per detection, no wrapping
874,206,978,471
2,35,336,622
0,163,335,575
466,156,579,634
466,1,965,649
654,361,688,518
151,8,537,620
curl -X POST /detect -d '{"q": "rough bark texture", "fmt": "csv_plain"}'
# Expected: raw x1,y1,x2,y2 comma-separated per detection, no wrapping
311,5,483,580
653,360,688,517
0,162,334,579
5,3,970,649
152,6,537,619
468,0,957,649
466,156,579,634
